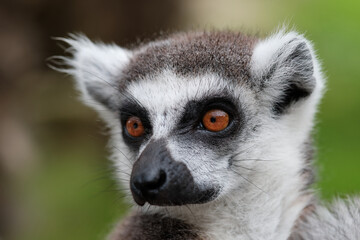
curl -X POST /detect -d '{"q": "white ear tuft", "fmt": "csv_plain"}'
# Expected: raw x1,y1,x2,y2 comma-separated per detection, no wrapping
250,29,325,115
50,34,132,112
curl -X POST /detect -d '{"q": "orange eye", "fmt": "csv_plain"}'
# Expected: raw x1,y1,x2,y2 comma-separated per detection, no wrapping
126,116,145,137
202,109,229,132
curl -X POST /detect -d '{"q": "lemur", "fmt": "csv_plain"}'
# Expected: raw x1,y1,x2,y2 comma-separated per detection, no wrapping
54,29,360,240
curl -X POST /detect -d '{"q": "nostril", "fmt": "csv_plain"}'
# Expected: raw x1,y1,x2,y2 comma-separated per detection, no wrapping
133,178,142,190
145,169,166,190
158,170,167,188
133,169,167,195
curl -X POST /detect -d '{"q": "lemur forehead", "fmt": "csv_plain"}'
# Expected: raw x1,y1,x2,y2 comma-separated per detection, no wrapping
120,31,258,89
125,70,234,115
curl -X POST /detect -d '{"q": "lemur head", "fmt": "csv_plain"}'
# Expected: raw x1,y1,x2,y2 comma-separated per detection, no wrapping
56,30,324,207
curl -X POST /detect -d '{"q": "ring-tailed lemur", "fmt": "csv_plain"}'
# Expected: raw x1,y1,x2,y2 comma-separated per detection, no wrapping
54,30,360,240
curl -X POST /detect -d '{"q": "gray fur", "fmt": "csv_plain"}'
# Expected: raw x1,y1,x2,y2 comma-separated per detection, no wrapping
121,31,257,87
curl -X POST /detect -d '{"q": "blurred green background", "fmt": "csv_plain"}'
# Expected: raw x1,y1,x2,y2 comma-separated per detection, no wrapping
0,0,359,239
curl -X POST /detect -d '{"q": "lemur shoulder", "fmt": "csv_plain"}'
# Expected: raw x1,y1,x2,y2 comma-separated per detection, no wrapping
54,30,360,240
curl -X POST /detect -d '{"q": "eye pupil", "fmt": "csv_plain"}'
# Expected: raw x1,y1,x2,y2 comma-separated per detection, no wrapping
133,123,138,129
210,117,216,123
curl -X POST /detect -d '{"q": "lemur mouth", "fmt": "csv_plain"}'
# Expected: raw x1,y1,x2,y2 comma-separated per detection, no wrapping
131,182,220,206
129,139,220,206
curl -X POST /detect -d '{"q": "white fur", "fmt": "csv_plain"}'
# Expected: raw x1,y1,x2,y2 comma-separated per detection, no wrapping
292,198,360,239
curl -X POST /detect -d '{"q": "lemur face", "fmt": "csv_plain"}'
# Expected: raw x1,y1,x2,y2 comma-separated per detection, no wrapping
57,30,323,207
122,73,247,205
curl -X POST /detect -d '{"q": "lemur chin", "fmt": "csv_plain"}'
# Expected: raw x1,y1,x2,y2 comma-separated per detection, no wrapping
53,29,360,240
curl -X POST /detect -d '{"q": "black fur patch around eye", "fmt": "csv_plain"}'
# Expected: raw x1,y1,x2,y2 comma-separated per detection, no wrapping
174,95,244,151
176,96,241,132
119,100,152,151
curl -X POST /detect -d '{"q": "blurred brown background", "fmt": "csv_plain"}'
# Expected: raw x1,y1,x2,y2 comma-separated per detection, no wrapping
0,0,359,239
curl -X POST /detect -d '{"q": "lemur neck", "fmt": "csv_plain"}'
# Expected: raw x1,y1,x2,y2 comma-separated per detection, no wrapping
153,173,313,240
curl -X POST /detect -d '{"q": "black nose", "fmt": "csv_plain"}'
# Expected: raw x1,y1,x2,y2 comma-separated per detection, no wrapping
130,141,172,206
130,139,220,206
130,140,181,206
133,169,167,195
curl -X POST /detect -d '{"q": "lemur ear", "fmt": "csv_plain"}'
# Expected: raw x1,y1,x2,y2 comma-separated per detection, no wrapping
51,34,131,112
250,30,321,115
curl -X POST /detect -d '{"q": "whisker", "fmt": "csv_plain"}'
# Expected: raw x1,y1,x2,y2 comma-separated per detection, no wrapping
231,144,258,158
232,158,279,162
110,145,132,162
80,175,113,189
82,69,119,90
230,164,257,171
80,69,147,111
164,207,171,217
184,205,197,222
113,169,131,177
230,169,269,196
145,204,151,215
